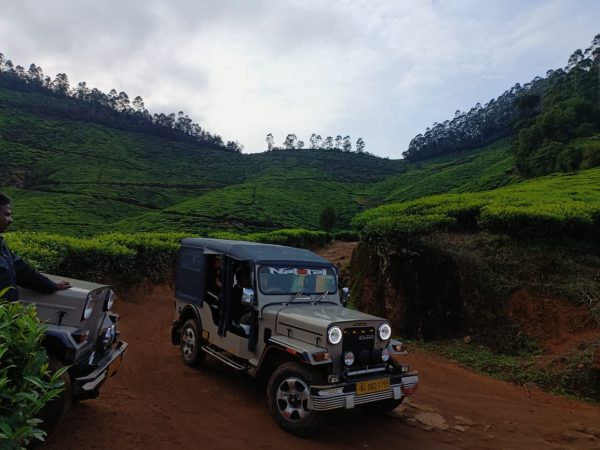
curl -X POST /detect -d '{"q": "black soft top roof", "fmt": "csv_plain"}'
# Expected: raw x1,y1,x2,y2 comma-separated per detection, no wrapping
180,238,333,266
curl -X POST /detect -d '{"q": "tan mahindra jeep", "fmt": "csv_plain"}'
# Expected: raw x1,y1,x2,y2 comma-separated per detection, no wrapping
19,275,128,432
170,238,418,436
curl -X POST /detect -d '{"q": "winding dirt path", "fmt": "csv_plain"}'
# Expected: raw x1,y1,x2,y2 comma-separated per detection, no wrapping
42,243,600,450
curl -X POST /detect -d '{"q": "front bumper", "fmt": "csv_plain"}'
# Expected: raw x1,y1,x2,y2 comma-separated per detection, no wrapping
72,340,128,396
308,372,418,411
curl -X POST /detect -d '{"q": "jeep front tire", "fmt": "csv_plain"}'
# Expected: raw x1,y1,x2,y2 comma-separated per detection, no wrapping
180,319,206,367
266,361,322,437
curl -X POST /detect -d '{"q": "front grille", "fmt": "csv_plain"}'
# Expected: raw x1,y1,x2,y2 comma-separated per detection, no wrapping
342,327,379,367
75,289,107,360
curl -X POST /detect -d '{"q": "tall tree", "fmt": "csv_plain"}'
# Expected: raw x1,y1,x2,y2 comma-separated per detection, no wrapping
74,81,89,100
315,134,323,149
132,96,146,114
283,133,297,149
266,133,274,151
226,140,243,153
342,135,352,152
51,73,70,95
356,138,365,152
27,64,44,85
334,135,343,150
319,205,337,232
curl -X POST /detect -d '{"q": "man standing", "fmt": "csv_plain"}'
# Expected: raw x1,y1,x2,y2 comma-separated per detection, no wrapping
0,192,71,302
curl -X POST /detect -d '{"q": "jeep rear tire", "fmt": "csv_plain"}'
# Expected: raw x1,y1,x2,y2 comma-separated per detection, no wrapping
266,362,322,437
38,357,72,435
181,319,206,367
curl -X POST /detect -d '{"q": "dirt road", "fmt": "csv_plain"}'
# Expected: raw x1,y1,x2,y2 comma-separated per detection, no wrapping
42,244,600,450
41,284,600,450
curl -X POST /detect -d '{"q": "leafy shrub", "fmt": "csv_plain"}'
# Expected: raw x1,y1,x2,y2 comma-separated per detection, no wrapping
353,167,600,240
246,228,331,248
581,138,600,169
0,301,67,449
514,97,600,176
319,205,337,232
95,233,185,284
332,230,360,241
2,230,334,292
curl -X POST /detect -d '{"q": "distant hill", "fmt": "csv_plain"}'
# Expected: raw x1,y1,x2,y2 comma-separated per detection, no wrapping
0,86,412,234
8,37,600,236
0,81,521,235
403,33,600,178
366,139,519,206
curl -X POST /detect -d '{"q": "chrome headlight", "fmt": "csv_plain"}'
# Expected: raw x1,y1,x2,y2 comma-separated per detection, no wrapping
327,326,342,345
378,323,392,341
105,290,115,311
83,294,94,320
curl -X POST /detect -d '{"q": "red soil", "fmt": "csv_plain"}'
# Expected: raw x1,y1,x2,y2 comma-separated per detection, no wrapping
508,288,600,367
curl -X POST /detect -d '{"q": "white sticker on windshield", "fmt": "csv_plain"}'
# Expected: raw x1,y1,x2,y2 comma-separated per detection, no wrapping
267,267,327,276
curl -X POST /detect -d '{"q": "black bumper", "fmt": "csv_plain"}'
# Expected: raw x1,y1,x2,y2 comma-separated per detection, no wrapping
72,340,128,396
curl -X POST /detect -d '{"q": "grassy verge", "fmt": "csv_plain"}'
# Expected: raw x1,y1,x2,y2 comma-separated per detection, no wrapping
412,339,600,403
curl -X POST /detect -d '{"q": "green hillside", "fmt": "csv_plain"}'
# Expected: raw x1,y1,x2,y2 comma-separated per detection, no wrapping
2,85,524,236
0,86,384,234
113,167,366,233
5,49,594,238
354,166,600,238
365,139,519,205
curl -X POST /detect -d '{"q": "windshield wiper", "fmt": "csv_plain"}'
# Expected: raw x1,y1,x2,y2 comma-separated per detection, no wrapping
289,288,304,303
316,290,329,302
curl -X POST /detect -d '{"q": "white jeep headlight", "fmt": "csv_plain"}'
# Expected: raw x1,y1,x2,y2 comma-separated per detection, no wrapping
378,323,392,341
105,290,115,310
327,326,342,345
83,294,94,320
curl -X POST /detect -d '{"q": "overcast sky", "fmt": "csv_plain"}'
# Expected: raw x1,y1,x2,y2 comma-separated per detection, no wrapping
1,0,598,158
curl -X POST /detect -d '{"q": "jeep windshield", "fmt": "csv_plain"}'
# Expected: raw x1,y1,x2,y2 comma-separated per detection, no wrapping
257,265,337,296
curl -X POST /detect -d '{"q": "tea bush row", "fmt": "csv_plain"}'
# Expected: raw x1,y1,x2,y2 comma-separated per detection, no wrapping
3,229,335,287
353,167,600,240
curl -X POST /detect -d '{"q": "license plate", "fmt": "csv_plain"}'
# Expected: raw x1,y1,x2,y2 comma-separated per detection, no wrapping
356,378,390,395
107,355,122,378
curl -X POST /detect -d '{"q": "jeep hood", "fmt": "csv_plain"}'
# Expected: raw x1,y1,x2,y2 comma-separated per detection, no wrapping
266,304,386,344
18,274,111,327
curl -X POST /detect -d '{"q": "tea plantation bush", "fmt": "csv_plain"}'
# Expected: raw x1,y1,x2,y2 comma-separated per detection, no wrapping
2,229,334,289
353,167,600,240
0,301,67,449
207,228,332,248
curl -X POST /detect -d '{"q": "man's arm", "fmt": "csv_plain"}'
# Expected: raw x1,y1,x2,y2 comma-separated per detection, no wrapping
13,254,63,293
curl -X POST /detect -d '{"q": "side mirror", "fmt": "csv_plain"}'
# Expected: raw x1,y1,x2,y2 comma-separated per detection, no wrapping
341,287,350,307
241,287,256,305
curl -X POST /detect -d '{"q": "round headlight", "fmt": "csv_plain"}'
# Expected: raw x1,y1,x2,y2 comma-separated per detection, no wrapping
105,290,115,310
381,348,390,362
378,323,392,341
328,326,342,345
344,351,355,366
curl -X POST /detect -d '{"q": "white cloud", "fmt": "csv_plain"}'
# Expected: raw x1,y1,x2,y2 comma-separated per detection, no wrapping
0,0,598,157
